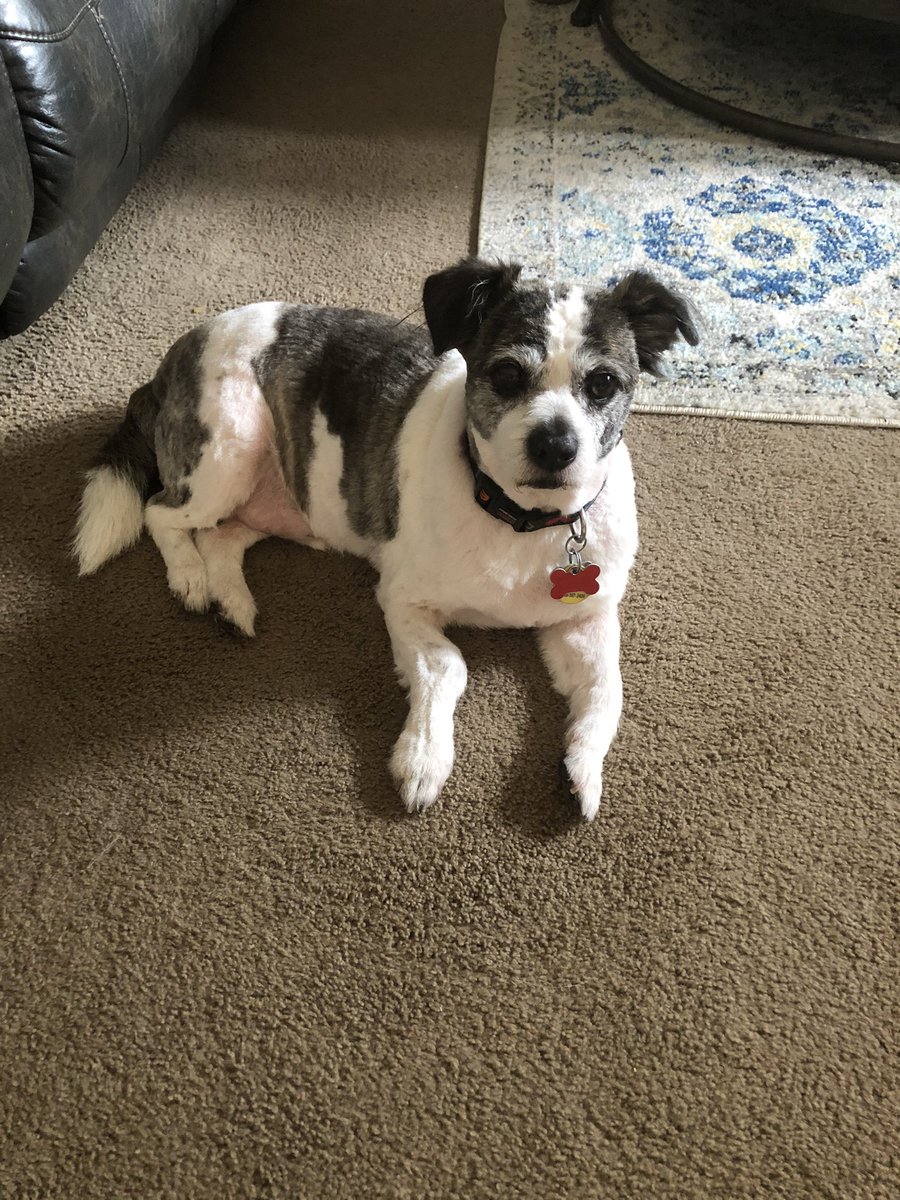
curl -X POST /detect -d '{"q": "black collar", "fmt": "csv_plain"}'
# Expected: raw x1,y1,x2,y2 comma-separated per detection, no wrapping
463,434,613,534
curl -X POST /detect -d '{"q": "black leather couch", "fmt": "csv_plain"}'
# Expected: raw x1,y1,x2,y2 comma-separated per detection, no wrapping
0,0,239,337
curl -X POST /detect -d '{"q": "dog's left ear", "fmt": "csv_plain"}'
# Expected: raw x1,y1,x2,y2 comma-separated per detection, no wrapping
423,257,523,356
611,270,700,375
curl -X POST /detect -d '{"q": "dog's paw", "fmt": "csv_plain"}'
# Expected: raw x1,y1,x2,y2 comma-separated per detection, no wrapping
561,738,604,822
390,728,453,813
168,562,209,613
213,584,257,637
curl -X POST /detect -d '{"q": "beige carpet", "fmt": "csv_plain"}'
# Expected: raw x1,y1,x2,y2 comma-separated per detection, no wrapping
1,2,897,1197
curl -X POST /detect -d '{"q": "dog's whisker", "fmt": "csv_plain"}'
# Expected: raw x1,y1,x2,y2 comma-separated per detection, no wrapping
392,305,425,328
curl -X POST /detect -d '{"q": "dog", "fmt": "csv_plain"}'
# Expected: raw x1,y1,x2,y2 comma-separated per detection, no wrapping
74,258,698,819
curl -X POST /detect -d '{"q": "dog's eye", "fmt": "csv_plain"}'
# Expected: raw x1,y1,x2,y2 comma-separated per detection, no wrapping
489,359,527,397
584,370,619,404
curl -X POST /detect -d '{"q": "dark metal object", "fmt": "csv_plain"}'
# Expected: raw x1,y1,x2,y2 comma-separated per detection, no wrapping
570,0,900,163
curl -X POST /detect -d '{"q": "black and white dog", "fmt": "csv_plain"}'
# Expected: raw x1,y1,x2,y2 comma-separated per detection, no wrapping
75,259,698,818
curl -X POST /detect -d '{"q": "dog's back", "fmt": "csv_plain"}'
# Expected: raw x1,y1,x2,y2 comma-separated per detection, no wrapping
73,302,437,580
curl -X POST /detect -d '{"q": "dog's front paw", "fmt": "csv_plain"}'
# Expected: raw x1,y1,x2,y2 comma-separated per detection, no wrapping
390,728,454,813
168,562,209,613
561,735,605,822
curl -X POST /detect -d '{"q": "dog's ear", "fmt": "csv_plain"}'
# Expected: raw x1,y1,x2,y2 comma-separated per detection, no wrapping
423,257,522,356
611,270,700,375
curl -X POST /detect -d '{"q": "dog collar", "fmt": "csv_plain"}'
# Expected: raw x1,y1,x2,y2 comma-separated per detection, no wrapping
462,433,615,534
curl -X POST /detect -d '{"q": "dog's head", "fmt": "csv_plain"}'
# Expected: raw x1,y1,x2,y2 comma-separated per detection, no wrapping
423,257,699,512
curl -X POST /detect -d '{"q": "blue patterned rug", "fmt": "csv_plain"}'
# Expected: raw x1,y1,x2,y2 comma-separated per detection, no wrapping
479,0,900,426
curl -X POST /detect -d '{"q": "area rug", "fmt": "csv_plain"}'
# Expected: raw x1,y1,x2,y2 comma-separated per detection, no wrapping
479,0,900,426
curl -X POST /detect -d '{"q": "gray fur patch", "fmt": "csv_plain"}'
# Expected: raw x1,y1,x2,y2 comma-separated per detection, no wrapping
577,293,643,457
150,325,211,506
468,284,552,370
465,284,553,438
252,307,321,512
92,381,161,500
255,307,436,542
581,293,642,378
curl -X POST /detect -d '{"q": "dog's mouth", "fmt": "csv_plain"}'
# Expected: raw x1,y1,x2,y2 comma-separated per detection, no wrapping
518,474,568,491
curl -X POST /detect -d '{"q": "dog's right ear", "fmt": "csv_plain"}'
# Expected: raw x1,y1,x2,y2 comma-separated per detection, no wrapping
423,257,522,356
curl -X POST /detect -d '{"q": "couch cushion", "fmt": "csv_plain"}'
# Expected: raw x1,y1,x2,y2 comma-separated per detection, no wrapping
0,0,237,240
0,1,128,239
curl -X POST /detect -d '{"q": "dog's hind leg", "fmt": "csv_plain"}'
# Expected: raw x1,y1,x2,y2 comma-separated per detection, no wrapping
145,316,279,616
195,520,266,636
144,492,213,613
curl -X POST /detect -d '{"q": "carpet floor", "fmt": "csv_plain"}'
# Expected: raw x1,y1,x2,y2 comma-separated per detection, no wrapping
0,2,897,1197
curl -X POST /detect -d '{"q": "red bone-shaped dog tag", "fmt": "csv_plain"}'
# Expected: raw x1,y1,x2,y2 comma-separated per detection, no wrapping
550,563,601,604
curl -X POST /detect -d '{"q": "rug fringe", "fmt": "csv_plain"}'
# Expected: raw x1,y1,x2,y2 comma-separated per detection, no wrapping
632,402,900,429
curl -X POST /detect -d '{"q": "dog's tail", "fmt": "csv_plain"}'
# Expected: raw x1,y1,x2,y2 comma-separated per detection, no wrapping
73,382,161,576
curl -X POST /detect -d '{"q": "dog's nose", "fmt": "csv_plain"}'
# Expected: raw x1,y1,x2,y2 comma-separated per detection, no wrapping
526,420,579,473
